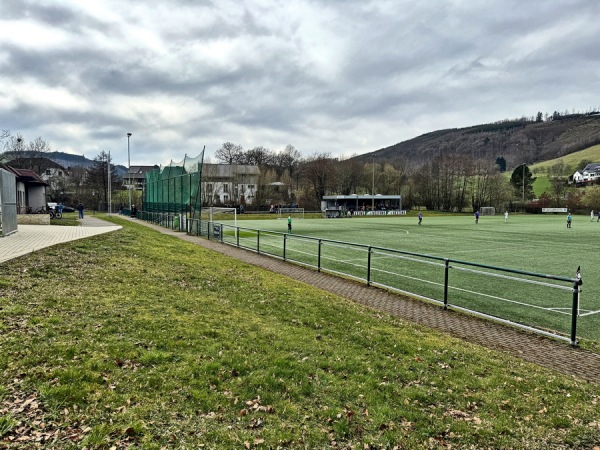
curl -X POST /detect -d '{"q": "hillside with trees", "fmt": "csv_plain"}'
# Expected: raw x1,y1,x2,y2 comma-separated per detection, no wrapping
360,111,600,170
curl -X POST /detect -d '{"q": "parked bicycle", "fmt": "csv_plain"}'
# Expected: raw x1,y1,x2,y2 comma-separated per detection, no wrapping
36,206,62,219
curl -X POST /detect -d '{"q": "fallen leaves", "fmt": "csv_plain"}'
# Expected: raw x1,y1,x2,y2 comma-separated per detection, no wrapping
239,397,274,416
445,409,482,425
0,380,90,448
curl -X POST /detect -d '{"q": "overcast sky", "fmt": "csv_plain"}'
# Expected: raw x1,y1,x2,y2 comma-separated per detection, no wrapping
1,0,599,167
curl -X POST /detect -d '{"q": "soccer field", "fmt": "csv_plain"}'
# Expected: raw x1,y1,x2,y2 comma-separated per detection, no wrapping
216,213,600,343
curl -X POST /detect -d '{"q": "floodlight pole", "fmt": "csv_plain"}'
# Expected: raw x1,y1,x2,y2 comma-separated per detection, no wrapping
372,157,375,212
127,132,132,212
107,151,111,213
522,164,525,203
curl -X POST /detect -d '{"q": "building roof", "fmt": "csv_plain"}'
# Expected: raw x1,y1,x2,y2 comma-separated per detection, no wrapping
203,164,261,177
323,195,401,200
127,165,158,175
0,164,48,185
583,163,600,172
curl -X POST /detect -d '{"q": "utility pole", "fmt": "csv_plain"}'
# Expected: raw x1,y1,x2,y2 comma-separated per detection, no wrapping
372,157,375,212
127,133,132,211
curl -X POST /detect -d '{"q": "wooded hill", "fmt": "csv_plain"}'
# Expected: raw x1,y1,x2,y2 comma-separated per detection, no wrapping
358,112,600,170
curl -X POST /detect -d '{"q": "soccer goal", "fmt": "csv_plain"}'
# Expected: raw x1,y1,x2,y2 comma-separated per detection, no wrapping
202,207,237,237
480,207,496,216
278,207,305,219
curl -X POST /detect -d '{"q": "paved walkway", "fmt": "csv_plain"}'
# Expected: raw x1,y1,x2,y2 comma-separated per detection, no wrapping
2,216,599,383
0,217,121,264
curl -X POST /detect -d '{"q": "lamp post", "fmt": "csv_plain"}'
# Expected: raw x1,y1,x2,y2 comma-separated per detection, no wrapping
372,157,375,212
107,151,111,214
127,133,132,212
522,163,526,206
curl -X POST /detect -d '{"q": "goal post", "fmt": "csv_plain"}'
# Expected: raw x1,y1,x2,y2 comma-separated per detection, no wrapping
480,207,496,216
206,207,237,238
278,207,304,219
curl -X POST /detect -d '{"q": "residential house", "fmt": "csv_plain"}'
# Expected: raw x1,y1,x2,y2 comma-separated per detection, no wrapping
7,158,69,197
202,164,260,205
572,163,600,186
124,165,158,191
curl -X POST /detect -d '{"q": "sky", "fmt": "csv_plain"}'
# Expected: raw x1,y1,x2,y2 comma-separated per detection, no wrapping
1,0,599,167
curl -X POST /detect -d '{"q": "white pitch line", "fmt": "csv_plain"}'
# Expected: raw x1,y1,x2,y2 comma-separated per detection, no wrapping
370,266,571,315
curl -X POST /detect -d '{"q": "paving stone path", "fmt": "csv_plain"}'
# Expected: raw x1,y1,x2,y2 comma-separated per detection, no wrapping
133,219,600,384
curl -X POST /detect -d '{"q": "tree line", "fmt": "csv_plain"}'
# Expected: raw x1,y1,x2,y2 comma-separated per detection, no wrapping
212,141,536,212
3,128,599,213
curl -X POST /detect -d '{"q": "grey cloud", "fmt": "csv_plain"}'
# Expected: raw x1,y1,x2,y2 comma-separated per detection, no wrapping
1,0,600,165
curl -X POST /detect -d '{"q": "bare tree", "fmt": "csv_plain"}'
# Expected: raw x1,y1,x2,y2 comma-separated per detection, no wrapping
335,156,363,195
243,146,274,166
215,142,243,164
274,145,301,184
300,153,335,207
3,134,52,171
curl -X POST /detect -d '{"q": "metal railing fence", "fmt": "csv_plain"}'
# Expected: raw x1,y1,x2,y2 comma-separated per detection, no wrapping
156,216,584,346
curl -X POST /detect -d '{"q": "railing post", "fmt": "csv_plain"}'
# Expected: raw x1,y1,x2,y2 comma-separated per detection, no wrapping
283,234,287,261
570,268,582,347
444,259,449,310
318,239,322,272
367,246,372,286
257,230,260,254
237,226,240,247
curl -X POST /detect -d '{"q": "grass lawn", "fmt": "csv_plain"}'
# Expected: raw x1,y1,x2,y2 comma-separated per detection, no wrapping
1,217,599,448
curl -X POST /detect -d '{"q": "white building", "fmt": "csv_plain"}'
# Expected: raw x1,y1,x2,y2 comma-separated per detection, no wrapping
573,163,600,185
202,164,260,205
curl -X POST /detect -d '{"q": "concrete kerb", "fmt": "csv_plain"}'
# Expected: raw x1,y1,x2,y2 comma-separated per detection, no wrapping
125,216,600,384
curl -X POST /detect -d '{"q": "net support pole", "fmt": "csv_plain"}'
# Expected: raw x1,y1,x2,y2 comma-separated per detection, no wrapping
444,259,450,310
367,246,372,286
570,268,583,347
318,239,322,272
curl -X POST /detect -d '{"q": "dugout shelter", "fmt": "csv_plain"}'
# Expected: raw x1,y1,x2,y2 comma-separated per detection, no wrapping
322,195,403,217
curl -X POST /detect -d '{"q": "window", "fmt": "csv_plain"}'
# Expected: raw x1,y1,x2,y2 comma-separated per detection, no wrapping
248,185,255,190
207,183,213,191
223,184,229,193
45,169,51,175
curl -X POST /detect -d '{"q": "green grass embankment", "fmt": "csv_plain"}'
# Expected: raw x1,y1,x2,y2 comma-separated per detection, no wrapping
0,217,598,448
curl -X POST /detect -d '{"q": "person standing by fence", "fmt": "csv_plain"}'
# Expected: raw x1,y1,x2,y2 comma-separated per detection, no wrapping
287,215,292,234
76,202,84,219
